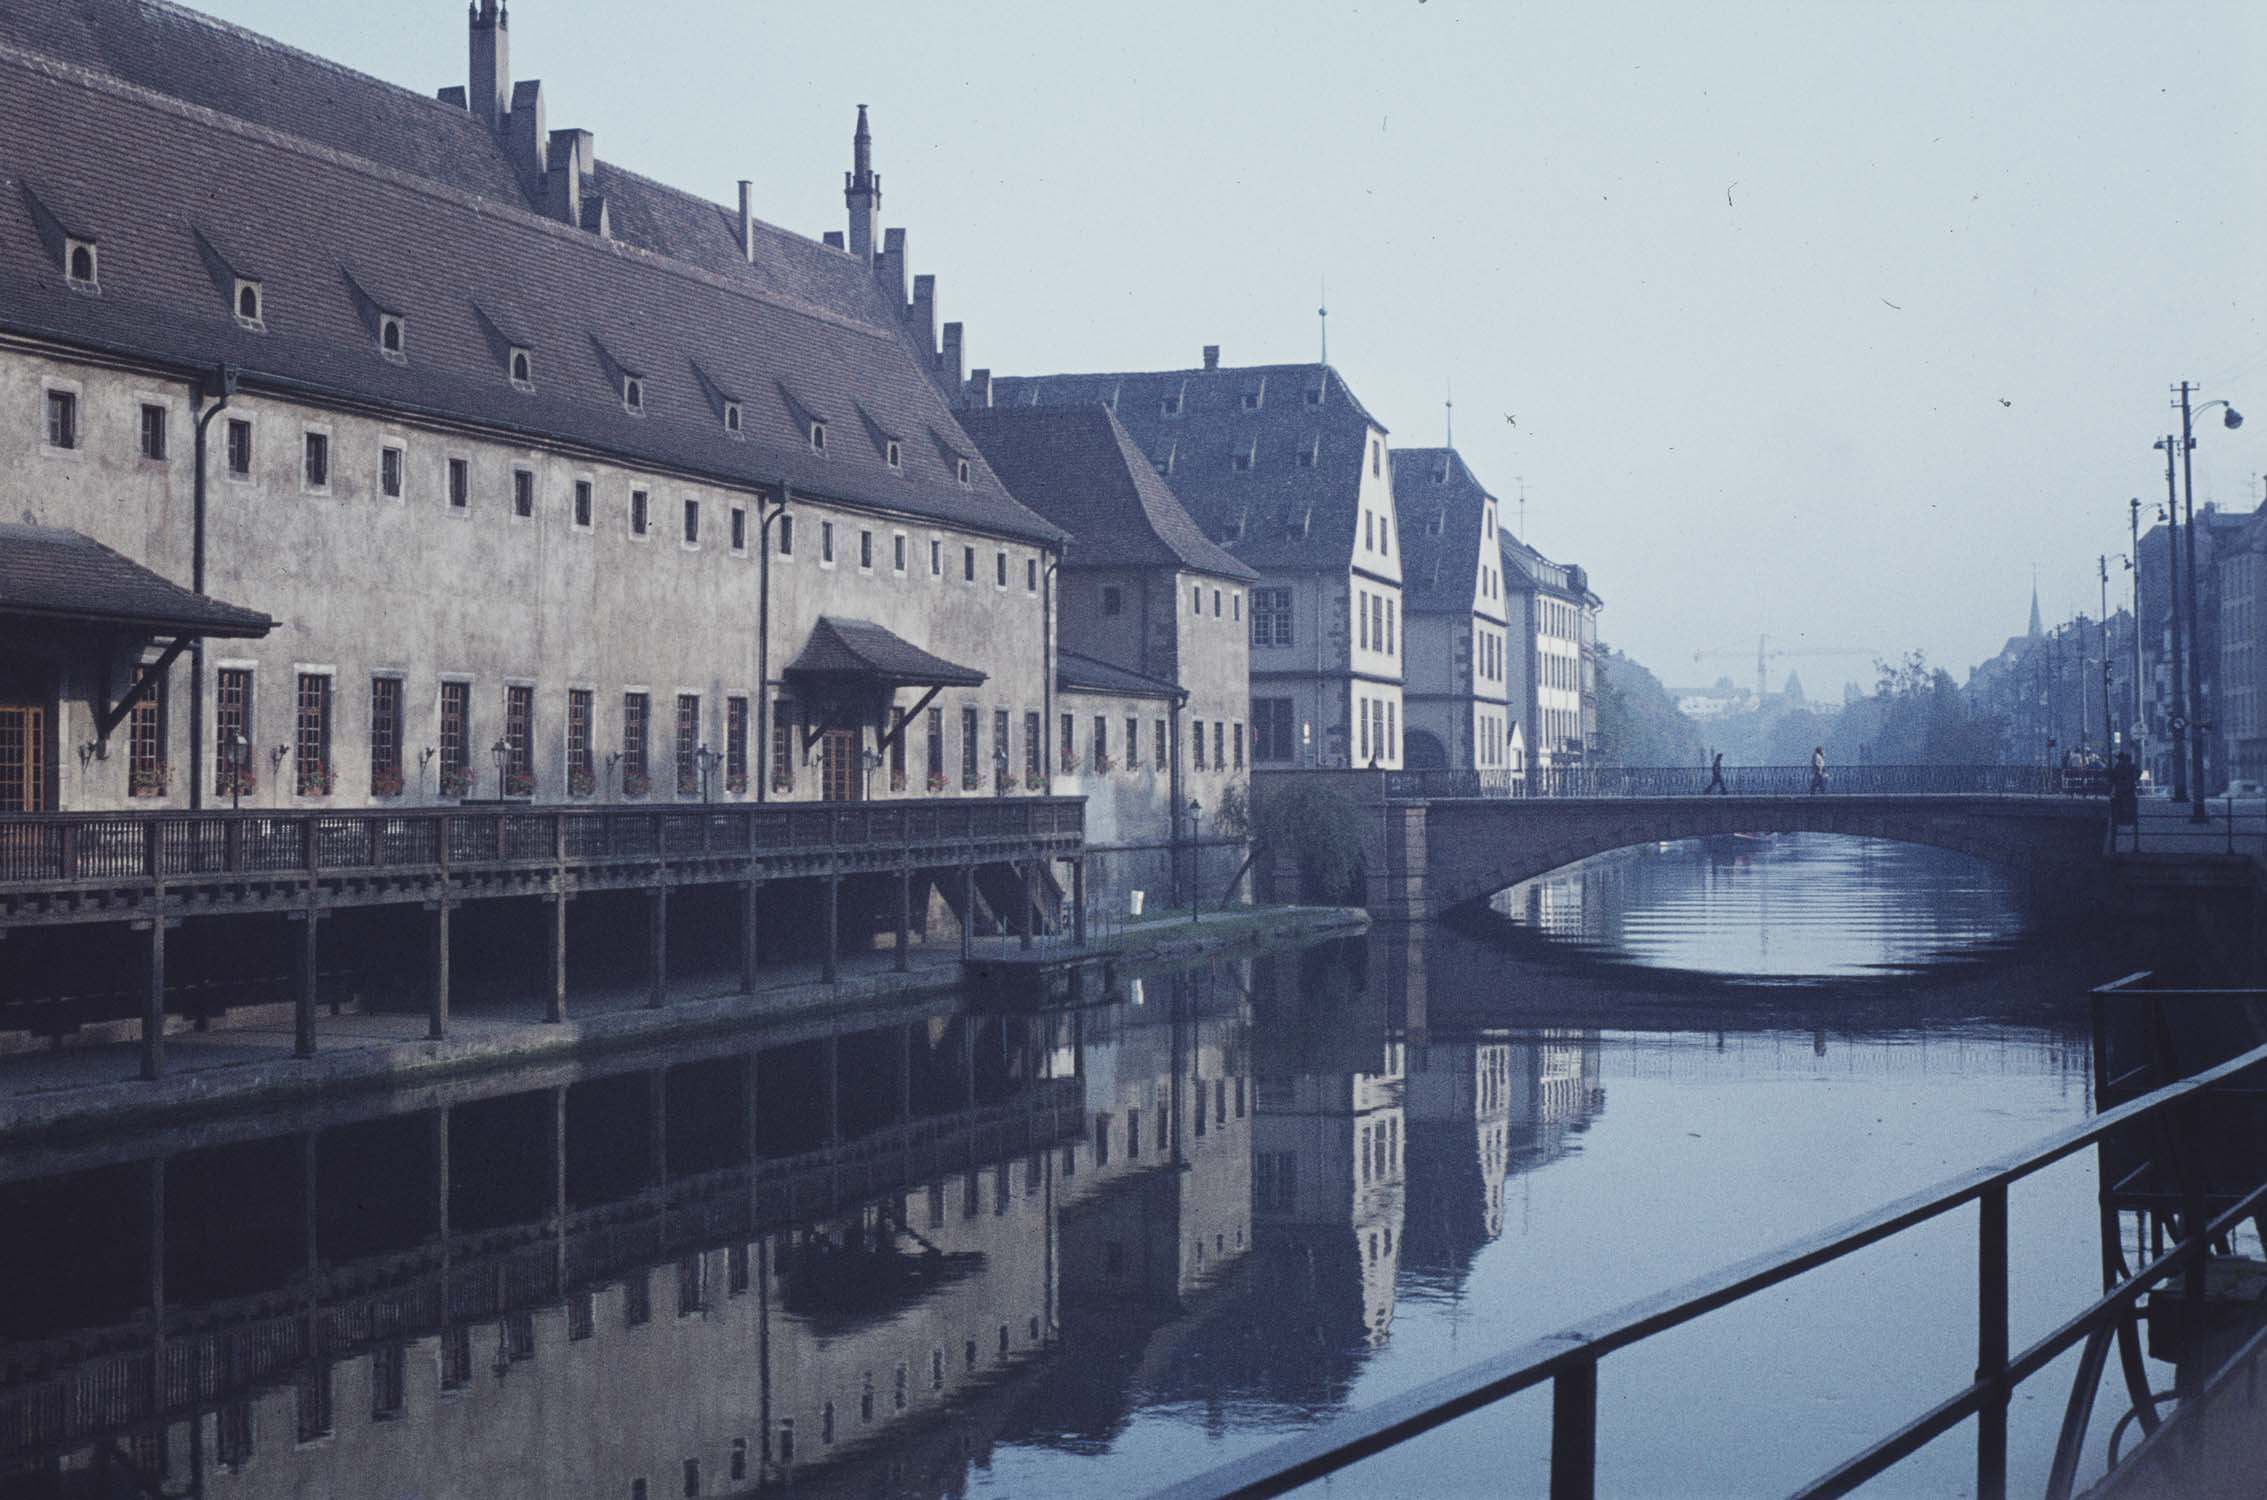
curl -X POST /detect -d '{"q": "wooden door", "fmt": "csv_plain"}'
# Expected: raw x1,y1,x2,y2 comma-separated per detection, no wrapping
0,704,48,812
820,726,861,803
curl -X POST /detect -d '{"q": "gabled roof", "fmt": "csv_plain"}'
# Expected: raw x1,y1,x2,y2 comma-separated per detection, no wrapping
1391,447,1498,616
1057,649,1185,702
956,406,1258,583
0,524,273,635
989,361,1386,573
784,617,985,689
1500,531,1600,607
0,0,1062,546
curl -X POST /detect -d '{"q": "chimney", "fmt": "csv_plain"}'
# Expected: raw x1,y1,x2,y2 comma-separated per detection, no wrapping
909,274,937,357
969,369,993,409
940,322,965,401
878,227,909,305
823,231,845,250
469,0,509,127
737,181,756,263
437,85,467,109
544,129,584,228
1202,344,1220,371
505,79,546,181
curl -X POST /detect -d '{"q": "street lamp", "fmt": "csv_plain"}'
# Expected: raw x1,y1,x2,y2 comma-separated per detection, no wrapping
490,737,509,801
2174,383,2242,821
228,731,249,811
697,744,721,804
1186,797,1203,925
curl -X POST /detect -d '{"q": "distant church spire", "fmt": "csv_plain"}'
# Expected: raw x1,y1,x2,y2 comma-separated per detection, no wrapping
2028,574,2043,639
844,104,880,262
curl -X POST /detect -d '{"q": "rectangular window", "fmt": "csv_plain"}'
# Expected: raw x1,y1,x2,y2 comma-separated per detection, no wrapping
448,456,469,509
1060,712,1075,770
675,694,701,796
215,668,252,796
294,673,332,795
860,529,873,569
138,403,167,461
1386,598,1396,655
1254,698,1296,762
371,1346,406,1420
822,521,835,563
683,498,701,546
512,467,534,518
1127,1108,1141,1158
1213,720,1224,770
1358,698,1370,762
1025,711,1042,785
574,479,593,527
926,707,944,789
1252,587,1293,647
1094,715,1109,771
1102,586,1123,616
1193,718,1207,769
726,696,749,793
731,505,747,551
296,1366,333,1443
930,539,942,576
779,514,795,556
227,417,252,476
888,706,907,791
961,706,980,789
1027,558,1039,592
302,431,329,489
771,698,796,792
1125,716,1139,767
1358,591,1370,650
127,675,165,797
623,692,651,793
894,534,907,572
369,677,403,794
1156,719,1168,769
568,688,594,795
381,446,404,499
992,709,1010,788
504,684,534,794
439,680,470,793
963,545,976,582
631,488,650,536
996,551,1008,588
1233,722,1244,769
44,389,76,449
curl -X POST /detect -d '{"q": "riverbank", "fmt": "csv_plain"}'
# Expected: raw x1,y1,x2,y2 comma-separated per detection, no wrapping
0,903,1367,1149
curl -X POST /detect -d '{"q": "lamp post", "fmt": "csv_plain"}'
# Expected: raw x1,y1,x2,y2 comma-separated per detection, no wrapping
1186,798,1203,925
2128,495,2143,756
2153,440,2188,803
228,732,249,812
2175,382,2243,820
698,745,720,804
490,738,509,802
2099,555,2113,759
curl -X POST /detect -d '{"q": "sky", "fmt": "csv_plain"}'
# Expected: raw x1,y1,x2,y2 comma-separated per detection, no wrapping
195,0,2267,691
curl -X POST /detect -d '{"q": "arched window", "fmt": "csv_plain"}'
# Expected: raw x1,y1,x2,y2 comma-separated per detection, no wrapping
66,241,96,286
510,348,532,388
624,376,644,413
235,281,262,325
379,316,404,358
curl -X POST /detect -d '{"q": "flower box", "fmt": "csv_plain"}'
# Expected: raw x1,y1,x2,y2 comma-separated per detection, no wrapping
439,766,476,799
370,767,406,798
622,769,651,799
676,770,701,797
725,772,749,795
927,772,949,793
299,762,335,797
568,767,597,798
219,768,257,798
129,763,170,798
771,771,794,794
504,769,537,798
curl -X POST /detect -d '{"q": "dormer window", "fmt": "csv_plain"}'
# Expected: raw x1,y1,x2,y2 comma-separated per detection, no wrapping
809,421,827,454
1241,390,1262,412
623,376,645,415
510,348,533,390
378,315,406,363
885,440,902,471
956,458,971,486
64,238,98,292
1161,393,1184,417
1232,447,1254,473
724,401,743,435
1305,387,1324,406
234,279,264,330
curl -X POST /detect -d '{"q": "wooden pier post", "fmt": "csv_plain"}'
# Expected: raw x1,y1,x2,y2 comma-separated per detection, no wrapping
428,902,450,1041
139,915,166,1081
739,880,761,994
545,892,568,1023
822,870,840,984
895,862,913,973
647,885,669,1009
291,911,320,1059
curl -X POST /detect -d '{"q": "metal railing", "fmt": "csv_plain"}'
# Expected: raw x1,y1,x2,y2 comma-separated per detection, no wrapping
1503,764,2070,799
1147,1016,2267,1500
2109,798,2267,861
0,797,1085,889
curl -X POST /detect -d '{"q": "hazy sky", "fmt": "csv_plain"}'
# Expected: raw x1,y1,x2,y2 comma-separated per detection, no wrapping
197,0,2267,690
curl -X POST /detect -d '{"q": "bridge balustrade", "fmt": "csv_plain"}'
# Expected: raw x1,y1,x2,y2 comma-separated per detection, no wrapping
1380,764,2075,800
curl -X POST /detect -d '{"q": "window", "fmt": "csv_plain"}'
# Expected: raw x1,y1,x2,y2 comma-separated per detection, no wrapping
821,521,835,564
65,238,97,289
128,675,165,797
631,488,650,536
676,1256,705,1317
1125,716,1139,768
675,694,701,796
381,445,404,499
961,706,980,789
370,677,403,795
302,431,330,490
441,1326,471,1390
623,692,651,794
886,439,901,470
574,479,593,528
724,400,743,434
1161,392,1183,416
956,458,971,486
624,1270,652,1326
1213,588,1222,618
138,403,167,461
995,551,1007,588
771,698,795,792
683,497,701,546
993,709,1010,786
372,1346,406,1419
1358,591,1370,651
295,1366,332,1443
809,420,827,452
1386,598,1396,655
1193,719,1206,769
779,514,795,556
568,688,594,794
888,706,906,791
1192,585,1202,615
215,668,252,796
295,674,332,795
1027,558,1039,592
623,375,645,414
1253,587,1293,646
439,681,470,793
1254,698,1295,762
505,684,533,794
930,539,942,576
926,707,944,788
1365,514,1374,551
1213,720,1224,770
1358,698,1369,762
682,1458,701,1498
227,417,252,476
234,279,263,329
1155,719,1167,768
860,529,873,569
1233,592,1241,621
1093,715,1109,771
893,533,906,572
1102,586,1123,616
448,457,469,509
1233,722,1245,769
1242,389,1261,411
512,467,534,518
379,315,405,360
1370,437,1381,476
963,545,976,582
730,1440,749,1482
1060,713,1074,770
510,348,533,389
1024,711,1041,785
44,389,76,450
731,505,747,552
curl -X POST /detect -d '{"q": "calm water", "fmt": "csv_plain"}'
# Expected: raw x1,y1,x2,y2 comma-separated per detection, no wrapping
0,835,2155,1499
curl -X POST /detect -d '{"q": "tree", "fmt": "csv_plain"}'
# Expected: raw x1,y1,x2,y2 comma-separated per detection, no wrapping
1595,646,1705,766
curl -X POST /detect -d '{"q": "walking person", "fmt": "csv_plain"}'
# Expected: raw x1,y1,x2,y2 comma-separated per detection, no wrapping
1705,751,1728,796
1809,745,1827,795
2109,751,2140,845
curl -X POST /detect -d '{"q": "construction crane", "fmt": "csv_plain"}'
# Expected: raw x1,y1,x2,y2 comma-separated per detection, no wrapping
1692,636,1880,703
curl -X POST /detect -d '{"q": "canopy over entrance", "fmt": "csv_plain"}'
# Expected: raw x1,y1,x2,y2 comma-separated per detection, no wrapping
781,617,986,773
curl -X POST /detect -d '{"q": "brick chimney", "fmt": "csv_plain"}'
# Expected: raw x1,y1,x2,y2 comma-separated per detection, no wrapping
1203,345,1220,370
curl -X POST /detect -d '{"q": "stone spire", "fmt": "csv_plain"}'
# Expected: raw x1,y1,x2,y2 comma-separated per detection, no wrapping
469,0,509,127
2028,576,2043,639
844,104,880,262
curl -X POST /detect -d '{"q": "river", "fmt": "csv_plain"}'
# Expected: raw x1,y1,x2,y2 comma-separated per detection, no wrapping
0,833,2157,1498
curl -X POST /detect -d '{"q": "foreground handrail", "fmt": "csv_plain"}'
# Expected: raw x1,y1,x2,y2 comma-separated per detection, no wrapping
1147,1034,2267,1500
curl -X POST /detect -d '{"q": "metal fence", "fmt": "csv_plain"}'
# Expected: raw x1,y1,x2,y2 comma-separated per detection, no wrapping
1379,764,2077,800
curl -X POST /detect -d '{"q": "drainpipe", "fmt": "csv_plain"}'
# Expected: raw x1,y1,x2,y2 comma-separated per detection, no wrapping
755,485,789,802
187,365,236,811
1168,685,1190,907
1042,551,1059,783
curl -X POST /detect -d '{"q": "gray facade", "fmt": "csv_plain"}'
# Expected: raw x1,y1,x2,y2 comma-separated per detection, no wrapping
1391,449,1513,776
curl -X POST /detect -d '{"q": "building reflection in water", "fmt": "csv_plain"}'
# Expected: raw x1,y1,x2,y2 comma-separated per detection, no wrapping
0,940,1602,1499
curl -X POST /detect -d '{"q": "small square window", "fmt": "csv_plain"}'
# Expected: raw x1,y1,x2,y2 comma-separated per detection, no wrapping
226,418,252,476
730,505,747,552
448,457,469,508
623,376,645,414
381,446,404,498
683,498,701,546
65,238,98,291
44,389,77,450
1305,386,1324,406
956,458,971,486
512,468,534,518
303,431,330,490
138,403,167,462
886,439,901,470
810,420,827,453
510,348,534,390
631,488,651,536
1242,391,1260,411
378,315,406,361
234,279,264,329
1233,450,1252,472
573,479,593,528
724,400,743,434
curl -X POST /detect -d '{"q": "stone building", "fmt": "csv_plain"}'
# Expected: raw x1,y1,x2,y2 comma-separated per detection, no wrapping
2138,507,2249,791
1390,448,1515,779
1500,532,1603,771
990,350,1405,770
0,0,1064,816
957,404,1257,909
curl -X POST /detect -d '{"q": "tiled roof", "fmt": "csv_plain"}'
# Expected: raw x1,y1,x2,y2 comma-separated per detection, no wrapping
1390,447,1495,615
1500,531,1598,605
0,524,273,635
989,361,1385,572
783,617,985,688
0,1,1063,546
955,406,1257,582
1057,649,1184,702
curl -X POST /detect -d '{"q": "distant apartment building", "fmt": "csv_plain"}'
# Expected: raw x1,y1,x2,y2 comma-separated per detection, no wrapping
1390,449,1516,779
2138,506,2249,790
1500,534,1603,770
2217,504,2267,784
990,349,1405,770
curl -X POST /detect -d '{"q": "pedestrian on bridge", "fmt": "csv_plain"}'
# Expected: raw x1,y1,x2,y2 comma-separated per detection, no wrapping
1706,752,1728,795
2109,751,2140,831
1810,746,1827,794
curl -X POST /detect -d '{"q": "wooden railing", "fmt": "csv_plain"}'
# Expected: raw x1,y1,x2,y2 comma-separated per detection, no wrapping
0,797,1085,889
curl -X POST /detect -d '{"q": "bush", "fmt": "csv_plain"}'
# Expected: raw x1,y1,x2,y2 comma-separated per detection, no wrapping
1256,781,1364,903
